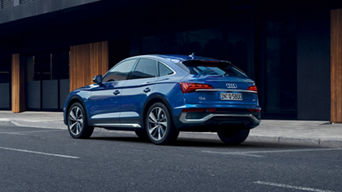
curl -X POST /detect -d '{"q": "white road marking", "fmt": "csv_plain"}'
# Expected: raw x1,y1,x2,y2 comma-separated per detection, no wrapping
202,148,342,157
0,130,63,135
0,146,79,159
254,181,335,192
203,150,264,157
13,129,63,133
0,132,26,135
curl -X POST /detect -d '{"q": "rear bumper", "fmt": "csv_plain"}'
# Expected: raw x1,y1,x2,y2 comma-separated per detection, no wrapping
174,111,261,130
180,112,260,125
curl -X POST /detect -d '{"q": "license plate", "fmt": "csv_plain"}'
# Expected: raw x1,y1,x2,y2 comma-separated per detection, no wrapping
220,92,243,101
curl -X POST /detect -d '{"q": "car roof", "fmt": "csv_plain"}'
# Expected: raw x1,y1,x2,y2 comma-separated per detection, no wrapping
127,54,230,64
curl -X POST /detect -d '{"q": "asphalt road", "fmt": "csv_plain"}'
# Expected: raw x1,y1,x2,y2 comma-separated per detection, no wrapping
0,122,341,192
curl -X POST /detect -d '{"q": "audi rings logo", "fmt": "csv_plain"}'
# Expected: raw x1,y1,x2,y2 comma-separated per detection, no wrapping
226,83,237,89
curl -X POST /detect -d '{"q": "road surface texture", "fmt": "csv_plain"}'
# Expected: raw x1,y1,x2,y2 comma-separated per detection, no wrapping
0,122,341,192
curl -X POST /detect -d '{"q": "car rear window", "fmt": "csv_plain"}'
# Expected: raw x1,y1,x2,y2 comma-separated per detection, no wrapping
182,60,247,78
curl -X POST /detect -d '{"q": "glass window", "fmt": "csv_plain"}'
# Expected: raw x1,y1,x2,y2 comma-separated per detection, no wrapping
26,56,41,110
130,58,157,79
25,49,70,110
36,54,51,80
181,61,247,78
0,56,10,83
159,62,174,76
0,56,11,109
52,50,69,80
103,59,136,82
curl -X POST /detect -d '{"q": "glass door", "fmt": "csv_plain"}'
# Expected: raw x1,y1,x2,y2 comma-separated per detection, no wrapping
40,53,58,110
259,13,297,119
26,49,69,111
0,55,11,109
26,55,41,110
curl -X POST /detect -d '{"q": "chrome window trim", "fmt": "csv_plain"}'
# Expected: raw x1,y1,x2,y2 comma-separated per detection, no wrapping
102,58,138,82
158,61,176,77
93,123,141,128
125,58,177,80
129,58,159,79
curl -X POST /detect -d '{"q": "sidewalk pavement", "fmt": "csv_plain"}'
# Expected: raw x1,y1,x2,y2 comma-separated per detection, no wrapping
0,111,341,147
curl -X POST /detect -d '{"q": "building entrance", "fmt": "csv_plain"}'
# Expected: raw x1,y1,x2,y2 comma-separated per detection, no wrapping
0,55,10,109
25,50,69,111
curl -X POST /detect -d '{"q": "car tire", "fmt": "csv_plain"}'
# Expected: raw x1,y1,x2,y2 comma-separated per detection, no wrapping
145,102,179,145
67,102,94,139
217,127,250,145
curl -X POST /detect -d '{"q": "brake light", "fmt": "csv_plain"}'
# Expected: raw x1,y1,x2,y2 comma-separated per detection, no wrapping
182,108,206,112
180,82,213,93
182,108,216,112
248,109,261,113
247,85,258,93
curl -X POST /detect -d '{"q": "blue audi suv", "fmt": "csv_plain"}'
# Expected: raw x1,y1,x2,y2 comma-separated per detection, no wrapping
63,54,261,145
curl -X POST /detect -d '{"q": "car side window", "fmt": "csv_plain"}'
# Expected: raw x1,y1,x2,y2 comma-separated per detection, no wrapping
159,62,174,76
102,59,136,82
129,58,158,79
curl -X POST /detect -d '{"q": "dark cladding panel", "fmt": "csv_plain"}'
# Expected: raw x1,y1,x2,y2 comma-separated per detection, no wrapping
59,79,69,109
297,10,330,120
0,0,101,24
26,56,41,110
1,0,13,9
42,80,58,109
0,83,10,108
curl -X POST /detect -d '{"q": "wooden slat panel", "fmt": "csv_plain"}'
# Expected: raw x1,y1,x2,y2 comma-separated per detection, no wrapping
69,41,108,92
331,9,342,123
11,54,25,113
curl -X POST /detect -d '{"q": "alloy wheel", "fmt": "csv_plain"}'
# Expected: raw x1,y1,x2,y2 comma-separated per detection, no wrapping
147,106,168,141
68,106,84,135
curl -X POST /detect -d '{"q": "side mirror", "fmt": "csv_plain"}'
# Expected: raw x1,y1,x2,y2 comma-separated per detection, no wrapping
93,75,103,85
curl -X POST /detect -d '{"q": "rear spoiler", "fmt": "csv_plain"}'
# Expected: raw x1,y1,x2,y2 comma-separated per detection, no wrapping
182,59,247,75
182,59,232,66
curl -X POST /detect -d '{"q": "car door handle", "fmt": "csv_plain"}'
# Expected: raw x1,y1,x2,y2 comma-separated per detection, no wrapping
143,87,151,93
113,90,120,95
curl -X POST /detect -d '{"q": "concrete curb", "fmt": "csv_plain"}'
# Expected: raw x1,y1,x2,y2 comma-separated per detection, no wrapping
0,119,66,130
181,132,342,148
247,135,342,148
11,120,66,129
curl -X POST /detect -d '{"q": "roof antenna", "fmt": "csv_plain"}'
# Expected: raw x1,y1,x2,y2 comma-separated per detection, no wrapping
189,52,195,59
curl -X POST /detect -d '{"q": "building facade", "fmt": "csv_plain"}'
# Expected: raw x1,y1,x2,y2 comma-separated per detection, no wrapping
0,0,341,122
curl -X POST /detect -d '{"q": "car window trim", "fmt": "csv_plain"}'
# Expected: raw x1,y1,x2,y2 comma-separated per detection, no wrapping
129,58,158,80
127,58,140,80
103,58,138,82
158,61,176,77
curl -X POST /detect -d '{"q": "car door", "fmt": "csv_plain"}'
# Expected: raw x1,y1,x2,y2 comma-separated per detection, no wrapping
87,59,137,126
119,58,159,125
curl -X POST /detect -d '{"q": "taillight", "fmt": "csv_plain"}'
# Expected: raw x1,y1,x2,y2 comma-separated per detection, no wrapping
248,109,261,113
182,108,216,113
180,82,213,93
247,85,258,93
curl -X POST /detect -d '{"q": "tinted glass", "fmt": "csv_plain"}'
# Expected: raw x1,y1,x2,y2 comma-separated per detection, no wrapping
26,50,70,110
159,62,173,76
0,56,10,109
130,59,157,79
182,61,247,78
103,59,136,82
